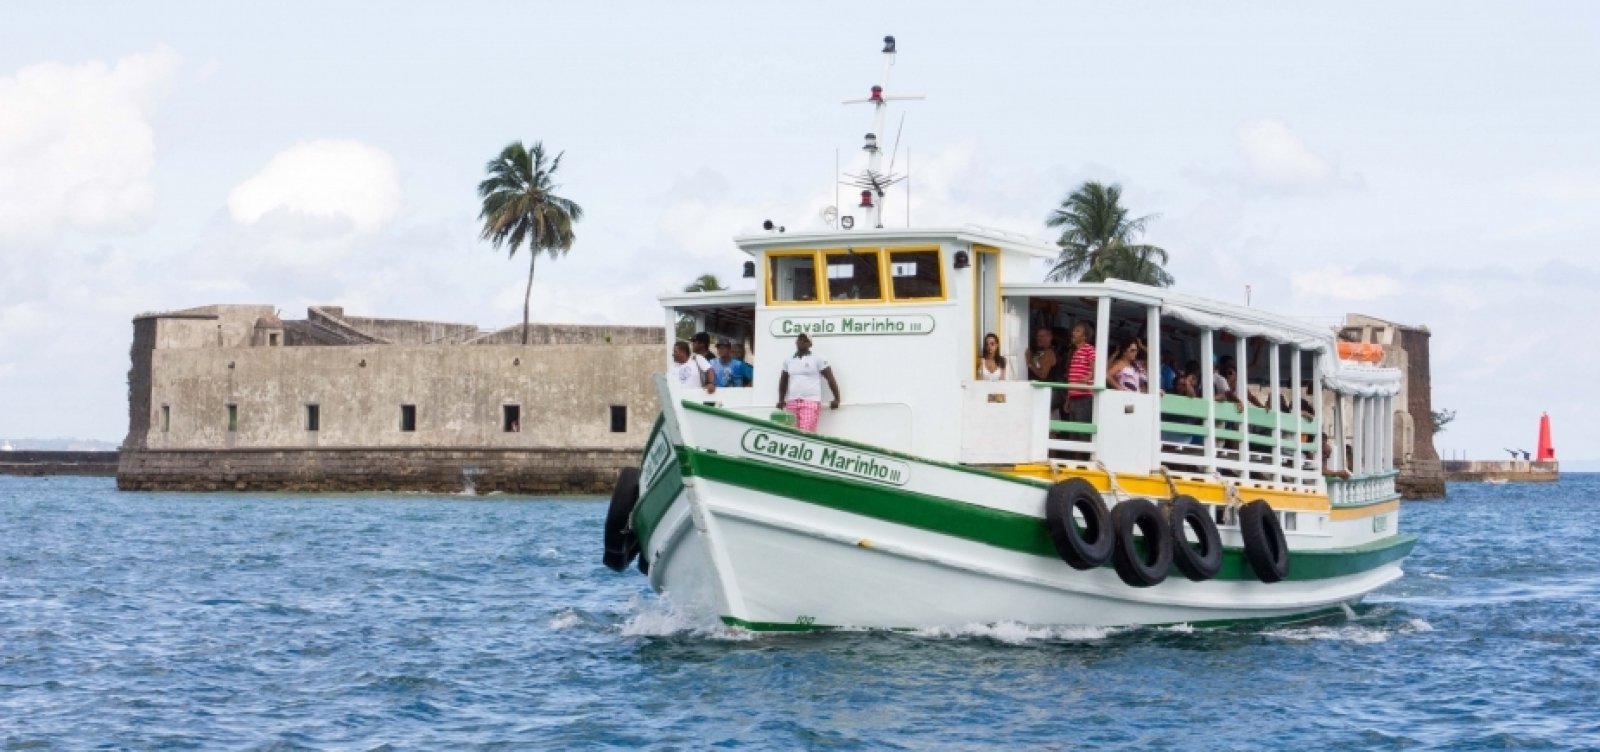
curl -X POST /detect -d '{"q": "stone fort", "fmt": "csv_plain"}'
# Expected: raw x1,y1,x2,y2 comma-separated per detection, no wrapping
119,304,663,494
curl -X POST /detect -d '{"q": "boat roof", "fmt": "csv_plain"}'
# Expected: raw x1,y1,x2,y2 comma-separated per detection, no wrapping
733,225,1058,258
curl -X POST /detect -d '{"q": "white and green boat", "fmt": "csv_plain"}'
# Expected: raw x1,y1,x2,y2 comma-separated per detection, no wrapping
602,38,1412,632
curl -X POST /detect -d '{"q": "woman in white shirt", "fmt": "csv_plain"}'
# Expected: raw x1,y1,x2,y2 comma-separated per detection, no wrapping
977,332,1009,381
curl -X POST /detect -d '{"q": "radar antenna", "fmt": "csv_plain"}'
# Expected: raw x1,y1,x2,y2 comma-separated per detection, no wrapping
840,35,923,229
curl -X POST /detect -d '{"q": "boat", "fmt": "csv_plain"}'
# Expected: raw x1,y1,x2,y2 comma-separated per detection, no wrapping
1484,478,1509,485
602,37,1413,631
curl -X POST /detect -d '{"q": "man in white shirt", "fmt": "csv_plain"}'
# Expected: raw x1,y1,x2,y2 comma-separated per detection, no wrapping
670,341,715,392
776,333,841,432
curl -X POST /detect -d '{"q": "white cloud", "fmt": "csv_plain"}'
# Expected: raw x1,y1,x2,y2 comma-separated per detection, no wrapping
0,47,181,238
228,140,402,234
1237,119,1340,191
1288,265,1403,302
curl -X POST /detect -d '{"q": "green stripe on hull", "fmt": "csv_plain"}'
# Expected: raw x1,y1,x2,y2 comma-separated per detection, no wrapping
721,605,1352,633
678,448,1415,582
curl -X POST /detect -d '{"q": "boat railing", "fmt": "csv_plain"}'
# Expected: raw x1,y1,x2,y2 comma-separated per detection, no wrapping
1326,471,1399,506
1031,381,1099,462
1158,395,1320,492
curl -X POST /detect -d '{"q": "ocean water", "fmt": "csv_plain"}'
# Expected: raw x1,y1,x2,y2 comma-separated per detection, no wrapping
2,475,1597,750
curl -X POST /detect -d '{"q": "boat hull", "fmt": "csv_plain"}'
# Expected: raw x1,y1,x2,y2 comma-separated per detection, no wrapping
632,399,1415,632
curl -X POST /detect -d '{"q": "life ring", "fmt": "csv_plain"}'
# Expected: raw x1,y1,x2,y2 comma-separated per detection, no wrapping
1110,498,1173,587
603,467,642,572
1168,495,1223,581
1044,478,1113,570
1239,499,1290,583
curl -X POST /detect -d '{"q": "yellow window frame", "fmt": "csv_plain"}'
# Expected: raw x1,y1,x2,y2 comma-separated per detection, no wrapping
820,247,887,305
764,249,824,307
885,245,947,303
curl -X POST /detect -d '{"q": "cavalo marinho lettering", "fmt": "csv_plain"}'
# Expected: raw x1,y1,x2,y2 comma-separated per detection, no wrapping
740,429,909,486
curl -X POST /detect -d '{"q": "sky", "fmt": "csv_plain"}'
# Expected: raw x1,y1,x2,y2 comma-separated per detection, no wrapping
1,2,1597,462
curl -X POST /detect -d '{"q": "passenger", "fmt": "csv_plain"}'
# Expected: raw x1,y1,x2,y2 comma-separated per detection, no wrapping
777,333,840,432
1064,322,1097,425
1159,353,1178,394
1106,340,1146,392
710,337,746,387
1027,327,1064,416
1025,327,1061,381
670,341,714,392
688,331,719,393
978,332,1009,381
1174,361,1202,398
732,343,754,386
1214,356,1237,402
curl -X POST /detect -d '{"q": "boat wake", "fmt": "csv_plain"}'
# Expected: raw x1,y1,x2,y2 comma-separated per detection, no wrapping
910,622,1117,644
618,597,755,641
1264,616,1433,644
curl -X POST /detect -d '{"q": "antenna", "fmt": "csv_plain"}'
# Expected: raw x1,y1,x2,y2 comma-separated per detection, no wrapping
841,35,923,229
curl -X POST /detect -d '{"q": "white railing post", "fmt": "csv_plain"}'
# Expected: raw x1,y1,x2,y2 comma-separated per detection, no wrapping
1201,328,1216,473
1147,305,1162,466
1269,342,1282,485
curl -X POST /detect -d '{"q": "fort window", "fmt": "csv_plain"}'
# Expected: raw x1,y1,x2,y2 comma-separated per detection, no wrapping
268,332,281,346
400,404,417,432
160,405,170,433
226,404,237,432
306,404,320,432
610,405,627,433
503,404,521,432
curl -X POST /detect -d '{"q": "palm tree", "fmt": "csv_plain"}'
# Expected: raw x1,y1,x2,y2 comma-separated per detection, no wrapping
1045,181,1173,287
683,273,725,293
677,273,726,340
478,141,585,344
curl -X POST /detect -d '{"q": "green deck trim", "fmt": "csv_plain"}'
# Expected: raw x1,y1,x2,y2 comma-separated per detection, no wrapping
1160,421,1208,437
679,446,1415,582
1030,381,1104,392
1048,420,1097,435
1330,492,1403,509
631,455,684,551
680,400,1051,489
1160,394,1210,419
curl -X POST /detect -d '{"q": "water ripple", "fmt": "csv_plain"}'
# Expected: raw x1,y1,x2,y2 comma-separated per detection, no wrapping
2,475,1599,749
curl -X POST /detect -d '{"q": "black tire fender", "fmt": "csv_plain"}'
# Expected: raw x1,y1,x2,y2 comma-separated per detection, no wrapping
1168,495,1223,582
1044,478,1114,570
603,467,642,572
1110,498,1173,588
1239,499,1290,583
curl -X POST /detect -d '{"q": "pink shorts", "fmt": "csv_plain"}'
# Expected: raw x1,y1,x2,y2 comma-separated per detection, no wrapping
785,399,822,432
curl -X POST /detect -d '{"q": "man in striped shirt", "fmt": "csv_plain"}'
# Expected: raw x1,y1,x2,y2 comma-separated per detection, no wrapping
1064,322,1096,428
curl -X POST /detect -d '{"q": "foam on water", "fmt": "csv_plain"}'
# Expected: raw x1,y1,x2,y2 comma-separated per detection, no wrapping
911,621,1115,644
618,596,753,640
547,608,584,631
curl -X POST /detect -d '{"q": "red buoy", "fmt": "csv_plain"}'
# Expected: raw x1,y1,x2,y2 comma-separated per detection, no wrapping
1536,412,1556,461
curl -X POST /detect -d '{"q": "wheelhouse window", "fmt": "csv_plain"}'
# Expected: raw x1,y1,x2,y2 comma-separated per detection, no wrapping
768,254,818,303
888,249,942,300
823,249,882,302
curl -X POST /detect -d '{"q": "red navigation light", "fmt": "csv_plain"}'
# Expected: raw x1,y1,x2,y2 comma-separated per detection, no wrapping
859,190,874,208
870,85,883,102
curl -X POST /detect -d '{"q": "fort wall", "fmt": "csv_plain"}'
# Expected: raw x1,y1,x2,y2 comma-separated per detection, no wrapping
119,304,666,494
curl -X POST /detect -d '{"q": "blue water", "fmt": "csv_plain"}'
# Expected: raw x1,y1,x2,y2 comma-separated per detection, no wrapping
2,476,1598,749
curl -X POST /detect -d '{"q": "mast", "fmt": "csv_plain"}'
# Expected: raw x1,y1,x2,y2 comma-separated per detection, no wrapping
842,35,922,229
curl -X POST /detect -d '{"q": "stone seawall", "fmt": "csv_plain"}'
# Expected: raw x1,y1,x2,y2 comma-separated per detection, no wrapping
1441,459,1559,483
117,447,638,495
0,451,120,477
1397,458,1447,499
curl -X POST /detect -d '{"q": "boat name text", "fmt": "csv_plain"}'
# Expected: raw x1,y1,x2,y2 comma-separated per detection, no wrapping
770,315,935,337
640,429,675,491
740,429,909,486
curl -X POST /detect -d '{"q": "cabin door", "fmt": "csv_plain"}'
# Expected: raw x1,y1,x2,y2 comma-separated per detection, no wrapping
974,246,1001,367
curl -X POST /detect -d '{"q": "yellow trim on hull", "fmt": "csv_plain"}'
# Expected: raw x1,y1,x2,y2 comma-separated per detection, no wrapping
1329,499,1400,520
1002,464,1332,512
